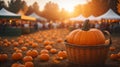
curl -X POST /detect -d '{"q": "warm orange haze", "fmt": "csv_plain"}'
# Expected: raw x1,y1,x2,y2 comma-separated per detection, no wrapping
0,0,120,67
4,0,91,12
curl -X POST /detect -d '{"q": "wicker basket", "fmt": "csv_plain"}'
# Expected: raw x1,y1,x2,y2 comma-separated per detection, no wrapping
65,31,111,65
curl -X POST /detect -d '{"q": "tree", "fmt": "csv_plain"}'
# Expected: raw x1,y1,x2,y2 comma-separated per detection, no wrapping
73,0,109,17
26,6,34,15
117,0,120,14
8,0,28,14
32,2,40,13
21,1,28,14
0,0,7,9
42,1,60,21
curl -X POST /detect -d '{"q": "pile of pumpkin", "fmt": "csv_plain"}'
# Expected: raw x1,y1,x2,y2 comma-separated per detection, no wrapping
0,29,68,67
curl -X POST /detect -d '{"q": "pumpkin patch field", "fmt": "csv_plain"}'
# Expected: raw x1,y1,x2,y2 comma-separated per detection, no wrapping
0,29,120,67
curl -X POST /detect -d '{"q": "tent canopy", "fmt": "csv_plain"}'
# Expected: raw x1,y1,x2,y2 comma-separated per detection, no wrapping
29,13,47,21
0,8,21,19
69,15,86,21
96,9,120,19
18,10,36,21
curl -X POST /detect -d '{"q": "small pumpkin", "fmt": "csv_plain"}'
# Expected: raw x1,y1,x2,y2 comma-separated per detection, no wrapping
57,50,67,59
21,47,27,51
15,49,22,53
13,42,19,47
12,52,23,61
38,53,50,61
66,19,106,45
40,49,49,54
57,38,63,43
109,46,116,51
25,62,34,67
32,43,38,48
43,40,51,46
26,49,38,58
23,56,33,62
50,48,57,54
45,45,52,50
110,54,118,60
11,62,25,67
0,53,8,62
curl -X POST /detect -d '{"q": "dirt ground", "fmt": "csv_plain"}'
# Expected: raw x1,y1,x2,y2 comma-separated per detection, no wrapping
0,29,120,67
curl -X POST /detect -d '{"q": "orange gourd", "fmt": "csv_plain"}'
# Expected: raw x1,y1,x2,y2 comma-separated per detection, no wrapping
23,56,33,62
50,48,57,54
39,53,50,61
40,49,49,54
12,52,23,61
11,62,25,67
66,19,106,45
0,53,8,62
25,62,34,67
26,49,38,58
57,50,67,59
45,45,52,50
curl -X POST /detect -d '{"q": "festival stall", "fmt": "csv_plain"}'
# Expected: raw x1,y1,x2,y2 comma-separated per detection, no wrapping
96,9,120,22
29,12,47,21
0,8,36,36
0,8,21,36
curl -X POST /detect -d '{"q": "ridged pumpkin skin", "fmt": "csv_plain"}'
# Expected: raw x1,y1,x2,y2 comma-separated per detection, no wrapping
66,19,106,45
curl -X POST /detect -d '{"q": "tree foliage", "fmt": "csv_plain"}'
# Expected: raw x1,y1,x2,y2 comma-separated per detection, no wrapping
8,0,28,13
0,0,7,9
73,0,109,17
41,1,60,21
117,0,120,14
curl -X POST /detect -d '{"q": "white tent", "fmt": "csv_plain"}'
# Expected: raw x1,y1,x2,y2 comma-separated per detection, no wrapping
29,13,47,21
87,15,96,20
0,8,20,19
96,9,120,20
69,15,87,21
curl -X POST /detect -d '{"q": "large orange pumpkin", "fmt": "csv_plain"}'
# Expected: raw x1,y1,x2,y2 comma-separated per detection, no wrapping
66,19,106,45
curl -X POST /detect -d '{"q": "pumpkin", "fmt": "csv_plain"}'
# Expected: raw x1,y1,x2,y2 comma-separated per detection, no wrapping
13,42,19,47
66,19,106,45
50,48,57,54
23,56,33,62
12,52,23,61
110,54,118,60
39,53,50,61
40,49,49,54
45,45,52,50
117,52,120,58
21,47,27,51
11,62,25,67
57,50,67,59
25,62,34,67
24,43,29,46
15,49,22,53
109,46,116,51
57,38,63,43
43,40,51,46
26,49,38,58
0,53,8,62
32,43,38,48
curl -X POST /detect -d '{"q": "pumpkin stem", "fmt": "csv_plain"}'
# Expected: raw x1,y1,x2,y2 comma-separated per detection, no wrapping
82,19,90,31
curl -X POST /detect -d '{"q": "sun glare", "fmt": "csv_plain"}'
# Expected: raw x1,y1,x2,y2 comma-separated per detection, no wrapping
57,0,89,12
23,0,91,12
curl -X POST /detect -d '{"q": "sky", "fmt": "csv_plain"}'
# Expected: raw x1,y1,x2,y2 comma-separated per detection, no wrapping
4,0,92,12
